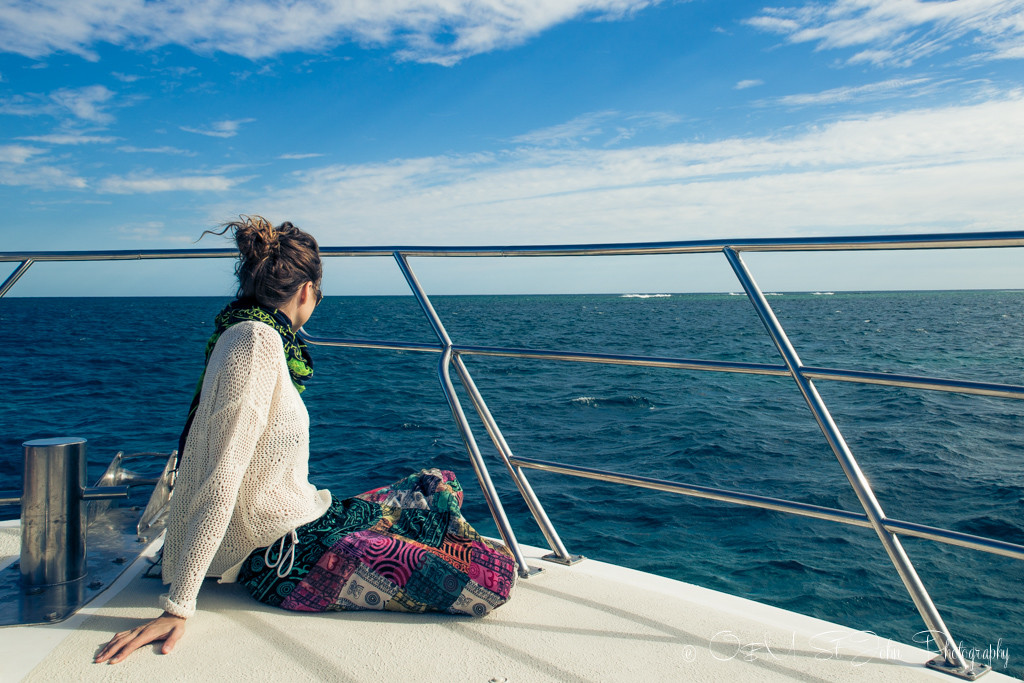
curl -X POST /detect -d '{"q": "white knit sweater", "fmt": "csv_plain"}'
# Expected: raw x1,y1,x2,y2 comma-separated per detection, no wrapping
160,320,331,619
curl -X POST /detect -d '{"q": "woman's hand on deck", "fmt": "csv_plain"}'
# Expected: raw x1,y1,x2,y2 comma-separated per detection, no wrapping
95,612,186,664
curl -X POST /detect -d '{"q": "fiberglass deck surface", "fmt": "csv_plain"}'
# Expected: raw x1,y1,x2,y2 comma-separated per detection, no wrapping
1,534,1008,683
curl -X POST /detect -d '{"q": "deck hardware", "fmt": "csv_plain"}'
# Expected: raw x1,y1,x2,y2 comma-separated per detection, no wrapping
927,654,992,680
0,444,172,626
541,552,585,566
20,439,128,589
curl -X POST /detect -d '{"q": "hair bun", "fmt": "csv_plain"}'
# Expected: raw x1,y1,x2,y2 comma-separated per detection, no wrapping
199,214,321,308
235,215,280,263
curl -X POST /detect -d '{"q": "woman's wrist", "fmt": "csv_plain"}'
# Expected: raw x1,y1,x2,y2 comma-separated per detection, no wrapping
159,592,196,619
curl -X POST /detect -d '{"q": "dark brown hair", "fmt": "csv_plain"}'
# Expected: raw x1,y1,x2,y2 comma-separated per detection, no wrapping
203,215,321,308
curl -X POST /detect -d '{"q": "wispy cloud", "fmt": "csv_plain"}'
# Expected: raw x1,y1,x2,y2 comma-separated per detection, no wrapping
0,144,44,164
1,85,119,124
99,173,249,193
118,221,164,238
116,220,191,242
118,145,197,156
0,93,49,117
0,144,87,189
278,152,325,160
235,93,1024,247
49,85,116,123
735,79,764,90
111,72,141,82
20,133,118,144
747,0,1024,67
765,77,934,107
512,111,681,147
180,118,254,138
0,166,88,189
0,1,663,65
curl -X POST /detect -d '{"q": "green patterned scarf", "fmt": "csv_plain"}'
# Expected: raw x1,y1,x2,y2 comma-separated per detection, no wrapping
177,299,314,454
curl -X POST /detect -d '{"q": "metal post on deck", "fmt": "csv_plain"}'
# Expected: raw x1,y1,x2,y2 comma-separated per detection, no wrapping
20,438,128,590
722,248,990,681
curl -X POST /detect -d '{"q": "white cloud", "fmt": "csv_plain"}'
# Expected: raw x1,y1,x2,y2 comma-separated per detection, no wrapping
1,87,115,122
180,118,255,138
0,93,49,117
118,145,198,156
0,144,43,163
111,72,141,82
0,165,86,189
118,221,165,238
0,1,662,65
513,111,681,146
230,93,1024,247
768,77,934,107
19,133,118,144
278,152,325,160
99,173,248,193
747,0,1024,67
513,112,613,146
114,220,190,242
0,143,87,188
49,84,115,123
735,79,764,90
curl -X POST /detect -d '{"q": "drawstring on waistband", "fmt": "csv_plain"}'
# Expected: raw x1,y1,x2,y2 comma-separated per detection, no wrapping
264,529,299,578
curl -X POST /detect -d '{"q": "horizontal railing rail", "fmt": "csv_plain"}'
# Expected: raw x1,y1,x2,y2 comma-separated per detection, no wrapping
508,455,1024,561
299,335,1024,401
4,228,1024,263
3,228,1021,680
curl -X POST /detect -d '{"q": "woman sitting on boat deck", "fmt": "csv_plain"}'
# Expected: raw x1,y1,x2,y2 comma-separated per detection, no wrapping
96,216,517,665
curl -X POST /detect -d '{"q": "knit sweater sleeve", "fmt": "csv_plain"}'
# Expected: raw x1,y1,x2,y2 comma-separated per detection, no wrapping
160,324,281,618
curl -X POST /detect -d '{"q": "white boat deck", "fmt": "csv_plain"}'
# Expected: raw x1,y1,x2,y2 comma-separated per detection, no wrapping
0,523,1011,682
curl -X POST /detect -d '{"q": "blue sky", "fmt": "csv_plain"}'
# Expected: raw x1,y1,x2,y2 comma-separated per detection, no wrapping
2,0,1023,296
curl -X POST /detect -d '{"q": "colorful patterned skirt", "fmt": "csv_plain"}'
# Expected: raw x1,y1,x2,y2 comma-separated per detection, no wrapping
237,469,517,616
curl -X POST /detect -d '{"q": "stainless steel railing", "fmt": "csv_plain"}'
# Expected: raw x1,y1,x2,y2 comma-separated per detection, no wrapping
3,229,1023,679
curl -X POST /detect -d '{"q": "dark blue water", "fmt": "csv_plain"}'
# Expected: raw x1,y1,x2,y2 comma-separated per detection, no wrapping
2,292,1022,676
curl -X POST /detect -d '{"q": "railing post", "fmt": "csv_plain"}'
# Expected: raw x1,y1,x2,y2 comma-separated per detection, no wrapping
723,247,988,680
391,252,536,578
451,354,582,565
0,259,34,298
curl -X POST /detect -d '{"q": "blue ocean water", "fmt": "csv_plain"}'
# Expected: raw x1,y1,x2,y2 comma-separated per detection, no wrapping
1,291,1022,676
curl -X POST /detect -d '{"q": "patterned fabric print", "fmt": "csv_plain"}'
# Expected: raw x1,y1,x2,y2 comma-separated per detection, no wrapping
238,469,516,617
238,497,381,608
356,469,464,513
